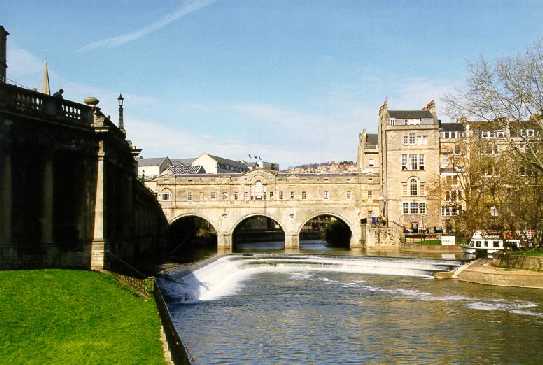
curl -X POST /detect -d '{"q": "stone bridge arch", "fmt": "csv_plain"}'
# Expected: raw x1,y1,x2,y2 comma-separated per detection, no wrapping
295,210,362,248
226,212,289,250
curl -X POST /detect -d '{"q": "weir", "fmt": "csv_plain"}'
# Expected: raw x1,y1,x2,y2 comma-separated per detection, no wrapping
158,254,463,303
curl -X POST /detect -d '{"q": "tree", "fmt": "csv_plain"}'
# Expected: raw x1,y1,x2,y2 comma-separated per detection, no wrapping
444,40,543,246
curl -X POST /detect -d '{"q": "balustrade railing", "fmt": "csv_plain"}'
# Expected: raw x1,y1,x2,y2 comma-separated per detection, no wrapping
0,83,92,125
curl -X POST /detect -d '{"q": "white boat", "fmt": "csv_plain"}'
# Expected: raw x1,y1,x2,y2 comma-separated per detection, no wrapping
462,231,521,256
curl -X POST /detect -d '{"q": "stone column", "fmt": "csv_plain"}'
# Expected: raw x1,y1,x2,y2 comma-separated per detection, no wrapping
0,152,12,243
41,154,54,244
91,142,106,270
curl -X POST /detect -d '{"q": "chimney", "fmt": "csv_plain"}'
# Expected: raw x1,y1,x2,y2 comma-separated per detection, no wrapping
422,99,437,118
0,26,9,84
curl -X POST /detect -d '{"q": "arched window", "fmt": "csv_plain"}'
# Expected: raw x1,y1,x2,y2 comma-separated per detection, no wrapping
409,178,418,196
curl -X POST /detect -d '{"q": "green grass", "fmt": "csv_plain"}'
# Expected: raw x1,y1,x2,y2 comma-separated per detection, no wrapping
513,248,543,257
406,239,442,245
0,269,164,365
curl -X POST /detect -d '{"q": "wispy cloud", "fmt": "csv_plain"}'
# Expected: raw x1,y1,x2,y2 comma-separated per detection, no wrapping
78,0,217,52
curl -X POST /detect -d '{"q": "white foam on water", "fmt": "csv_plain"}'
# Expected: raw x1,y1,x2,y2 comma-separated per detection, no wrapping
162,254,461,303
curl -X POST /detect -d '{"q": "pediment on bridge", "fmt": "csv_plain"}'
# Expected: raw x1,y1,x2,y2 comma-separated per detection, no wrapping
242,169,279,184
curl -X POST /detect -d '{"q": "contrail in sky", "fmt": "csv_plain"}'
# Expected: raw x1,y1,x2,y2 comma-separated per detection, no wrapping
78,0,217,52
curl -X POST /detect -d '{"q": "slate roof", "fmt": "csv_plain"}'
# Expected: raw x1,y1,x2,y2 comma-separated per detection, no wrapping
169,165,206,175
366,133,378,145
209,154,249,170
171,158,195,166
440,123,465,131
388,110,434,119
138,157,170,167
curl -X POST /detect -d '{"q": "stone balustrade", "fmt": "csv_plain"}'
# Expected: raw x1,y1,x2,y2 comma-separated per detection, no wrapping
0,83,92,126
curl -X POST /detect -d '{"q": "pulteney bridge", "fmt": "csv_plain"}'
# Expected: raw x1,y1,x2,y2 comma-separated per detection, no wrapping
153,168,381,250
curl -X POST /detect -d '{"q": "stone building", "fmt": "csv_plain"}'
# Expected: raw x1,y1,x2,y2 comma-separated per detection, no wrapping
377,100,442,232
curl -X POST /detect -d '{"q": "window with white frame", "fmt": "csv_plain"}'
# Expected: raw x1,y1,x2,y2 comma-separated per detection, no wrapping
410,154,418,170
402,202,409,214
187,191,192,201
368,190,373,200
410,178,418,196
210,191,217,200
279,191,283,200
234,192,238,200
408,132,416,145
290,191,295,199
302,191,307,200
410,202,419,214
419,202,427,214
418,154,425,170
402,182,407,195
403,135,409,144
346,191,352,200
419,182,425,196
244,191,249,200
401,154,408,170
323,191,329,200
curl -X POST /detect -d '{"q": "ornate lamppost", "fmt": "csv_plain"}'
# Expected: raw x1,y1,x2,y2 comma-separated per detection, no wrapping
117,93,125,133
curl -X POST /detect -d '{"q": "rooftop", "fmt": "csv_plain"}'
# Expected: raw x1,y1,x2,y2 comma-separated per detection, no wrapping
388,110,434,119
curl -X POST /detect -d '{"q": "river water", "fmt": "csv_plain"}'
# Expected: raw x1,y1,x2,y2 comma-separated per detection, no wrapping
160,247,543,364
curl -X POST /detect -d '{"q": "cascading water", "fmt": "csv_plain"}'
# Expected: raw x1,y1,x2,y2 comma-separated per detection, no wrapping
158,254,461,303
159,254,543,364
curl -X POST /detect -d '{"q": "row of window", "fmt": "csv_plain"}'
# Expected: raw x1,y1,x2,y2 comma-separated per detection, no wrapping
441,206,460,216
160,190,373,201
401,202,427,214
402,133,428,145
441,131,465,139
401,154,425,171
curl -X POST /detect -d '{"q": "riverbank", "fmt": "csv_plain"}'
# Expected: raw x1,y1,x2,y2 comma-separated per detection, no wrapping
0,269,165,364
455,259,543,289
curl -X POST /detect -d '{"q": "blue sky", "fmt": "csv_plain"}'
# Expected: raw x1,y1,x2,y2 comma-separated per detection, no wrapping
3,0,543,167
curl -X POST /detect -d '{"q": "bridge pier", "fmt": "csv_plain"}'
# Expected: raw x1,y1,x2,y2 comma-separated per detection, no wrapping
217,232,232,251
285,233,300,250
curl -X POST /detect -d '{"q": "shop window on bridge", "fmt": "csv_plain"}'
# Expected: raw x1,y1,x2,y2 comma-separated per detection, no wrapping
160,190,171,201
254,181,264,200
290,191,295,199
187,191,192,201
211,192,217,200
234,192,239,200
302,191,307,200
346,191,352,200
368,190,373,200
323,191,329,200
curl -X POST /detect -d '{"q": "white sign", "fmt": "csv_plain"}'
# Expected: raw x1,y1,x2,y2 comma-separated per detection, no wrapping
441,236,456,246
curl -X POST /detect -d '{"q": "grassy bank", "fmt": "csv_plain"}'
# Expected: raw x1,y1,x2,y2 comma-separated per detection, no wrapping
513,248,543,257
0,269,164,364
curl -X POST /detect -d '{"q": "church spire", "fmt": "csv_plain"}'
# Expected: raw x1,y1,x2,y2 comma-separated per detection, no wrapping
41,61,50,95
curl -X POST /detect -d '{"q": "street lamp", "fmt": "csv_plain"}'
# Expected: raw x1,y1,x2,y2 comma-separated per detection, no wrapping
117,93,125,133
